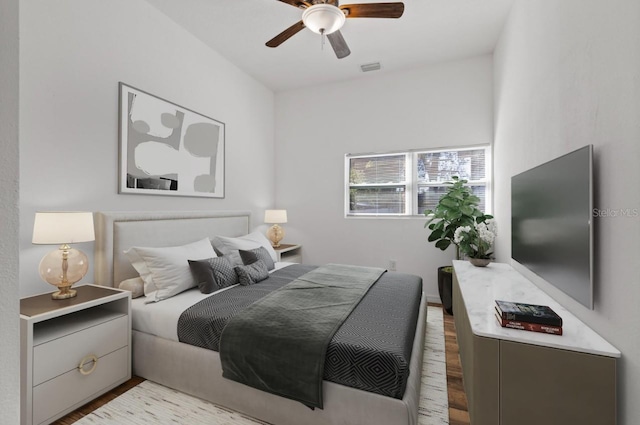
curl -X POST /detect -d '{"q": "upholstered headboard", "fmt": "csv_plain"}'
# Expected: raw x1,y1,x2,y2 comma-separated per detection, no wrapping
94,211,251,287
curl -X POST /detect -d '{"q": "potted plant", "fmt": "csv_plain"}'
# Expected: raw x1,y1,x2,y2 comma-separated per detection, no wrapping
423,176,492,314
454,218,497,267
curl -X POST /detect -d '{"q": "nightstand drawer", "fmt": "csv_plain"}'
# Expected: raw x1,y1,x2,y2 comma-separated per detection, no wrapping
32,346,128,425
33,315,128,386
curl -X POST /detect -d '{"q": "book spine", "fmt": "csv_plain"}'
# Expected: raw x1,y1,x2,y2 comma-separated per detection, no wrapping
496,315,563,335
495,308,563,327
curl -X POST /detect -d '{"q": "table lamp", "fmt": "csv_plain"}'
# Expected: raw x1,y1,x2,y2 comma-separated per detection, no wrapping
264,209,287,248
32,211,95,299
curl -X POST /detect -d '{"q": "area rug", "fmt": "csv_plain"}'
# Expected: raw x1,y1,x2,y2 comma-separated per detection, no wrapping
76,306,449,425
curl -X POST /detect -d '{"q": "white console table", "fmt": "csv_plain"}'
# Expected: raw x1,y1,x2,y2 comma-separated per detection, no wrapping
453,260,620,425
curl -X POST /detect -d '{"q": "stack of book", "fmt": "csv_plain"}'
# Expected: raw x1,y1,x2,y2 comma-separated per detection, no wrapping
495,300,563,335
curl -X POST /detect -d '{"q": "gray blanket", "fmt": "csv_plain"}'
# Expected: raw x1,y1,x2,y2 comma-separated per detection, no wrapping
219,264,385,409
177,264,422,399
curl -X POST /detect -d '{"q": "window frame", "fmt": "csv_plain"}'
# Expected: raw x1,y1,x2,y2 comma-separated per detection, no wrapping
345,144,492,218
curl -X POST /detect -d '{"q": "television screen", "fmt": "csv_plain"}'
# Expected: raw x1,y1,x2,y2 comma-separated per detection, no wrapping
511,145,593,309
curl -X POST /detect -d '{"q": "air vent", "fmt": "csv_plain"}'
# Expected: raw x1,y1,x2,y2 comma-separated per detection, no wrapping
360,62,381,72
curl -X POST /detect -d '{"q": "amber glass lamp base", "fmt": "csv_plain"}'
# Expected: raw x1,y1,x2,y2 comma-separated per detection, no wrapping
267,224,285,248
38,245,89,300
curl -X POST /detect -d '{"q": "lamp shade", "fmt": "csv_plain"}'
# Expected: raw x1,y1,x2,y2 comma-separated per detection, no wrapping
264,209,287,224
32,212,95,244
302,4,346,35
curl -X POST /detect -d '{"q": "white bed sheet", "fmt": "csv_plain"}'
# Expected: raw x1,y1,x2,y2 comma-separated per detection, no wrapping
131,262,295,341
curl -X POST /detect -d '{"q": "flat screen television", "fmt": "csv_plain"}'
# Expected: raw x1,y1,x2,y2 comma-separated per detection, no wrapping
511,145,593,309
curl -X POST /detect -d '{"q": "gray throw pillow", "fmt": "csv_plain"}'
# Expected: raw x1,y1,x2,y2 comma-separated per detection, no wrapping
188,256,238,294
239,246,275,271
234,260,269,285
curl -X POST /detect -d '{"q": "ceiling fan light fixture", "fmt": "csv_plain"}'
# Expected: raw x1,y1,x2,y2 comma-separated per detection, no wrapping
302,4,346,35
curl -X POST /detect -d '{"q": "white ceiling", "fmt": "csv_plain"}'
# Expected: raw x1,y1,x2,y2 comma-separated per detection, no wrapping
145,0,514,92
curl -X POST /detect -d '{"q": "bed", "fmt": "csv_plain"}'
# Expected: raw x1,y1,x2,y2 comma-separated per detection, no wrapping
94,210,427,425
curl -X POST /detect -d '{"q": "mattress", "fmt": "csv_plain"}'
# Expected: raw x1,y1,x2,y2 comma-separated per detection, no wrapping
177,264,422,399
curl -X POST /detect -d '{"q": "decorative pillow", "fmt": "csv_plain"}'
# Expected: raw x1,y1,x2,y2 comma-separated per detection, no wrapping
212,231,277,266
188,256,238,294
118,276,145,298
239,246,275,271
234,260,269,285
123,237,215,302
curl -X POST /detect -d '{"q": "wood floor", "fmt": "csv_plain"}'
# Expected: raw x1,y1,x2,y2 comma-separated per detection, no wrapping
54,306,470,425
443,309,471,425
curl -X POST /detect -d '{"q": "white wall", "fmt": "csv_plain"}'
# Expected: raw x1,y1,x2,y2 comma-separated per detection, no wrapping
19,0,276,297
275,56,494,301
493,1,640,423
0,0,20,421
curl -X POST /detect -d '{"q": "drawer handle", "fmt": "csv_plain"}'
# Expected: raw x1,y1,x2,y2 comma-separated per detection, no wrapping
78,354,98,376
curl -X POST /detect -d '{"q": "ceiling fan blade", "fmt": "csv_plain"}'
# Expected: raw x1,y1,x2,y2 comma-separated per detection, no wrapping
340,2,404,19
277,0,311,9
266,21,306,48
327,31,351,59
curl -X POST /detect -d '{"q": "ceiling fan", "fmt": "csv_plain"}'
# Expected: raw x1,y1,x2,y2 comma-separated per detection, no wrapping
266,0,405,59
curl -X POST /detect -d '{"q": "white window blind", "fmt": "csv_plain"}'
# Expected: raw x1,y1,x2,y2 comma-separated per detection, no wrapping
348,154,407,214
346,146,491,217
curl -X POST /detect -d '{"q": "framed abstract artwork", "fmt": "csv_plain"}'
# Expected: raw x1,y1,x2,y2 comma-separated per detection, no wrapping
119,83,225,198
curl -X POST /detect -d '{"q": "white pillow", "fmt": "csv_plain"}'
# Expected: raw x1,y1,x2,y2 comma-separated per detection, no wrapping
212,231,277,266
118,276,145,299
124,238,215,302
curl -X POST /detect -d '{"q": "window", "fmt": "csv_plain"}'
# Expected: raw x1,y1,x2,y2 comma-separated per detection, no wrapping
345,145,491,216
348,154,407,214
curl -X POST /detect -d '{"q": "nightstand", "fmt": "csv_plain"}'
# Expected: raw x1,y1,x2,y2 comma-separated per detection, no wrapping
274,244,302,263
20,284,131,425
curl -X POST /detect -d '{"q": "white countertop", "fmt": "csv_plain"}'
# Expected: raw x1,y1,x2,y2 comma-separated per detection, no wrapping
453,260,620,358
